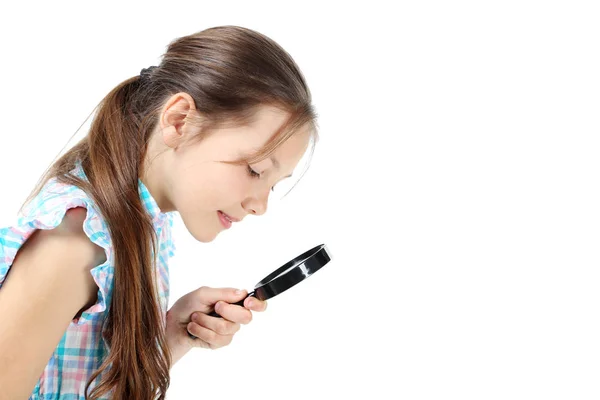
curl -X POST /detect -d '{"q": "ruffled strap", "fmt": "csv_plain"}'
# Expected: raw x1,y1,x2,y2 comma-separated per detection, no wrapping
0,176,113,326
166,213,176,258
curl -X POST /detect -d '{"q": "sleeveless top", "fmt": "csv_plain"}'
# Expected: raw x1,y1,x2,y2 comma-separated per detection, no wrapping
0,163,176,399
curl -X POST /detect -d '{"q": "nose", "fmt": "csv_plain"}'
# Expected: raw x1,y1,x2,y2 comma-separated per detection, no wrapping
243,189,269,216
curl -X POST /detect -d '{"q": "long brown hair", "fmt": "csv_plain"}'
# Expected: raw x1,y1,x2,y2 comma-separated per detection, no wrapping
22,26,318,399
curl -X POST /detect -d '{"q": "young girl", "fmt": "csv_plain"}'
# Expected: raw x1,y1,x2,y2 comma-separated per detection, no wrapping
0,25,318,399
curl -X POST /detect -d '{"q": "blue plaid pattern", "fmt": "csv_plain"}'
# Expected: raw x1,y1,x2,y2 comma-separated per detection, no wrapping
0,162,175,399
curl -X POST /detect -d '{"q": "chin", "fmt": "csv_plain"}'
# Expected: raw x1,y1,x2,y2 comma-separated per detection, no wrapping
192,230,218,243
180,217,218,243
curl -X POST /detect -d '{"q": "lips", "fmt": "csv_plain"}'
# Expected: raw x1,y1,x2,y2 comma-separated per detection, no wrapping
218,211,240,222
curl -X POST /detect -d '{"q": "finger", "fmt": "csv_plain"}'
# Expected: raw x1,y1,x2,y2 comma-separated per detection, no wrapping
196,287,248,307
192,312,241,336
187,322,233,349
244,297,268,312
214,301,253,324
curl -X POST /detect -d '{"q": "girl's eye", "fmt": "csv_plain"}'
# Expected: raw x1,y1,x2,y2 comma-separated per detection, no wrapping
247,165,261,178
248,165,275,192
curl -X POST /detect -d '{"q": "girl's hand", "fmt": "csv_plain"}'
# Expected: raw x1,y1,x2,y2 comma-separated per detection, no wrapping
166,286,268,351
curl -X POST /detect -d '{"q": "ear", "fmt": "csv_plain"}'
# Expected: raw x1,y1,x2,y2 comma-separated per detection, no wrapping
159,92,202,149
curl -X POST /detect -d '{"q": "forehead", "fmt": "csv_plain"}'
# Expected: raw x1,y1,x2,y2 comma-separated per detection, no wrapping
236,106,311,157
244,105,291,145
196,104,311,169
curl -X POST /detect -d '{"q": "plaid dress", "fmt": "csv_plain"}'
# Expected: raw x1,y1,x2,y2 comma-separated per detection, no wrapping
0,163,175,399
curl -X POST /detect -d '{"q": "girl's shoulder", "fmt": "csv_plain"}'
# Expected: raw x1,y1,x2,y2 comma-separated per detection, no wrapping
0,163,114,325
15,164,112,248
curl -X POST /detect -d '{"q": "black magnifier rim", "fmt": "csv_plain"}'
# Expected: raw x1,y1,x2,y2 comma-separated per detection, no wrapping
252,243,331,301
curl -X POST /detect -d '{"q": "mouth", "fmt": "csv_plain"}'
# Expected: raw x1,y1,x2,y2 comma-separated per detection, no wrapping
218,211,240,222
217,210,238,228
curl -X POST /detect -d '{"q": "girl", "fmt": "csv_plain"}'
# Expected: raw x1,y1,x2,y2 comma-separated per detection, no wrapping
0,25,318,399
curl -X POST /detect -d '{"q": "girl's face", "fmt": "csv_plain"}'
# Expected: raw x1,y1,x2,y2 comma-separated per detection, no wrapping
143,93,311,243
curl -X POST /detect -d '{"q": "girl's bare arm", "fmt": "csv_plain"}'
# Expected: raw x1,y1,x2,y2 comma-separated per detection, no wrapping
0,207,105,399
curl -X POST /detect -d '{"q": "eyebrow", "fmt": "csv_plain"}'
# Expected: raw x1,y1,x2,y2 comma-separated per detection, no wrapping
270,156,292,178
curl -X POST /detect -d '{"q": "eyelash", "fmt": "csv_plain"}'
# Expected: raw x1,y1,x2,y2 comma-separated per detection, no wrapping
247,165,261,178
247,165,275,192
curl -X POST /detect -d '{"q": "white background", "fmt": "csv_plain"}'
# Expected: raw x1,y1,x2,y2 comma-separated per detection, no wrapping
0,1,599,399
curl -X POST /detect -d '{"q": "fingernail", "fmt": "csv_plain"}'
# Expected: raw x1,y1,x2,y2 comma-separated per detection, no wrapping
191,313,198,322
215,302,221,311
247,299,254,308
235,289,243,295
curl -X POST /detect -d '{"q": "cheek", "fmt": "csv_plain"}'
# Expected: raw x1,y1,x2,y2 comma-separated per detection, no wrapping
201,170,247,205
175,172,248,243
171,178,220,243
171,165,247,217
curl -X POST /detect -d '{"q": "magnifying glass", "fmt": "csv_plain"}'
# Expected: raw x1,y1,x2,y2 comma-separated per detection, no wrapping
188,243,332,339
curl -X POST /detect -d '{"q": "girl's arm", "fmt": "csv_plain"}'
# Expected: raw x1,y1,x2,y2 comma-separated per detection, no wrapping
0,207,104,400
